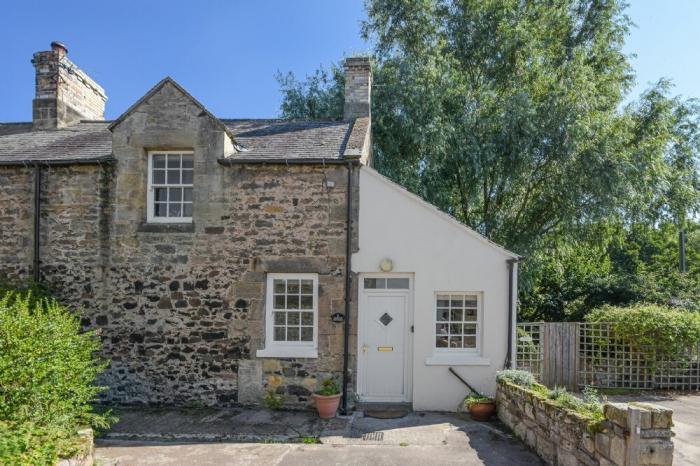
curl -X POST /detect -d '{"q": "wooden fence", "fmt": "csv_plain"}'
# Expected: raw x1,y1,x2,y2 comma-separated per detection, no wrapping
517,321,700,390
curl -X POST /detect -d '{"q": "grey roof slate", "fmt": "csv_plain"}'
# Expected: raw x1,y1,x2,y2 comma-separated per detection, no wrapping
223,119,352,160
0,119,356,165
0,122,112,165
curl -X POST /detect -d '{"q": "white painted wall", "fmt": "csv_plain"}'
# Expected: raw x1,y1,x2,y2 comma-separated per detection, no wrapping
353,167,518,411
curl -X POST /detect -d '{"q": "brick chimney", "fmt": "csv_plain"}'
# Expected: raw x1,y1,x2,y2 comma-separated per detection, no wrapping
31,41,107,129
343,57,371,120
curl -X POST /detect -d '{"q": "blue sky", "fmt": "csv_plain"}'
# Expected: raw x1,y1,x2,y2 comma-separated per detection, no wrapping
0,1,697,121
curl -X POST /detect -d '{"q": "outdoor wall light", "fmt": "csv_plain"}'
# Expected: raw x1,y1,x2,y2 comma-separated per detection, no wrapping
379,258,394,272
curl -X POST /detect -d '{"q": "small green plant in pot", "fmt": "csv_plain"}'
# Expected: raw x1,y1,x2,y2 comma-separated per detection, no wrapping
464,394,495,421
312,378,341,419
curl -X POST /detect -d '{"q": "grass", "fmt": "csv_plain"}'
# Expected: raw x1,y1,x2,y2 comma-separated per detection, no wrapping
300,436,321,444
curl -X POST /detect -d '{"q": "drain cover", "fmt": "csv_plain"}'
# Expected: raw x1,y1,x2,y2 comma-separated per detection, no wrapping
362,431,384,441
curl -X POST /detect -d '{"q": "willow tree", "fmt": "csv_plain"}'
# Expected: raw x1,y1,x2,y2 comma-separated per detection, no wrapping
278,0,700,258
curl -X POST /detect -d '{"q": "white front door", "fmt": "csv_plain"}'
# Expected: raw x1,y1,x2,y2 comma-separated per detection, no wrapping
358,275,412,402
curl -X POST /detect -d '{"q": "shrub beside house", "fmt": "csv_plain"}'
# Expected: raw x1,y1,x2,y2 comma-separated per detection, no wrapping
0,289,111,465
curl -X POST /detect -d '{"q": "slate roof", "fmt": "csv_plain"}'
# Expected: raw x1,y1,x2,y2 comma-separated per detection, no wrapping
0,122,113,165
223,119,353,160
0,118,361,165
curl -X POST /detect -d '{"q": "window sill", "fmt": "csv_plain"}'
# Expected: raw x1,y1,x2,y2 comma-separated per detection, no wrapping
425,354,491,366
138,222,195,233
256,347,318,359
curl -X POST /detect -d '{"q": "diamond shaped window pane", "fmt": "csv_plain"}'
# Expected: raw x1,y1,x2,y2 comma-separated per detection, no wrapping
379,312,393,326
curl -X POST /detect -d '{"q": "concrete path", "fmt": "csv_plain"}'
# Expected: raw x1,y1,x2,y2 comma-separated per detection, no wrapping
606,391,700,466
95,410,542,465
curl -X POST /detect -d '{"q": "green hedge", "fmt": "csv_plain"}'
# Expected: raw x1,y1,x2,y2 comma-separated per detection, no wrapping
586,304,700,359
0,291,112,465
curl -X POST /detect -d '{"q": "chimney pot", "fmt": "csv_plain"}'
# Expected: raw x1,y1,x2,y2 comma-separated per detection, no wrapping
50,41,68,58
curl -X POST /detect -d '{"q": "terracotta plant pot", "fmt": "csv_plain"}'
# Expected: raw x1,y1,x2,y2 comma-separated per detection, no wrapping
312,393,341,419
468,401,496,421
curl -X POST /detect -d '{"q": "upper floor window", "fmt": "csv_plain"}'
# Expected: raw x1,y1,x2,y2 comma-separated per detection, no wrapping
435,293,481,352
147,151,193,223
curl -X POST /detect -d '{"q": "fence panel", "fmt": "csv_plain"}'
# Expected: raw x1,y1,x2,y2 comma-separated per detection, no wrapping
517,321,700,391
516,322,543,381
541,322,579,390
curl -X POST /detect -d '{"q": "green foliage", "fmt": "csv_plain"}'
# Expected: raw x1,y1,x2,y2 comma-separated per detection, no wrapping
278,0,700,322
300,436,321,444
463,394,494,408
546,386,605,425
586,304,700,359
316,378,340,396
520,222,700,321
263,390,285,410
276,65,345,120
0,421,84,466
496,369,536,388
497,370,604,426
0,291,112,465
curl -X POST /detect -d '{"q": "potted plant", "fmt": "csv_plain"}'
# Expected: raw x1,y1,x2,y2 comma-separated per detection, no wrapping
312,378,341,418
464,394,496,421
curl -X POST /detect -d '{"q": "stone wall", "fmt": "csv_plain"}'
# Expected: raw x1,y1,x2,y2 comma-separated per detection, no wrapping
40,164,111,311
0,167,33,283
496,380,674,466
1,80,360,409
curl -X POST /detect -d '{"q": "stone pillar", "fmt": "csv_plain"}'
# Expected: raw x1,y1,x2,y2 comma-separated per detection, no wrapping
31,41,107,129
343,57,371,120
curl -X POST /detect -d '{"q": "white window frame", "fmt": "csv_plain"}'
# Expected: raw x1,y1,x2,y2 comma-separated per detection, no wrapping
147,151,194,224
256,273,319,359
433,291,483,355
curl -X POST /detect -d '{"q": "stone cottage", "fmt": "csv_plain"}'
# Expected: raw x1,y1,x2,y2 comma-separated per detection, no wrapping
0,42,520,411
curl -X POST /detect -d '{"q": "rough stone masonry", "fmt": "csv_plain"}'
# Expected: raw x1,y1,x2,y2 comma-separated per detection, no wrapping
0,43,370,408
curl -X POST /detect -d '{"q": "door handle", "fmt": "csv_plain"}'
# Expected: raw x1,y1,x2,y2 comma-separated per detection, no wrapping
362,344,368,353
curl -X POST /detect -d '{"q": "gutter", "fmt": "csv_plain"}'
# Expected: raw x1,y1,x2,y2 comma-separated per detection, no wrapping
0,156,113,167
217,157,361,166
505,257,523,369
340,160,354,414
33,164,41,283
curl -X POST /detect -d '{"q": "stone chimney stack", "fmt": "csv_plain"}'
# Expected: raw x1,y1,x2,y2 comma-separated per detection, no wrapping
343,56,371,120
31,41,107,129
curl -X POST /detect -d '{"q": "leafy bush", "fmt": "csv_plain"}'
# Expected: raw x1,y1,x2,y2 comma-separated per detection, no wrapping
496,369,537,388
586,304,700,358
0,291,111,464
315,378,340,396
263,390,284,410
0,421,83,465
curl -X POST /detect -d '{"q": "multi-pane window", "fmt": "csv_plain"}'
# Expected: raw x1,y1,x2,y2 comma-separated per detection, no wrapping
266,274,318,346
435,293,479,350
148,152,193,223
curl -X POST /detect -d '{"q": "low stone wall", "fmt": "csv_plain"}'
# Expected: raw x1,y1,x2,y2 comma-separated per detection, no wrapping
56,428,93,466
496,380,674,465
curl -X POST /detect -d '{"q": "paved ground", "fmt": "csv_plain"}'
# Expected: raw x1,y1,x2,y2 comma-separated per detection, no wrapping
95,408,542,465
606,391,700,466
